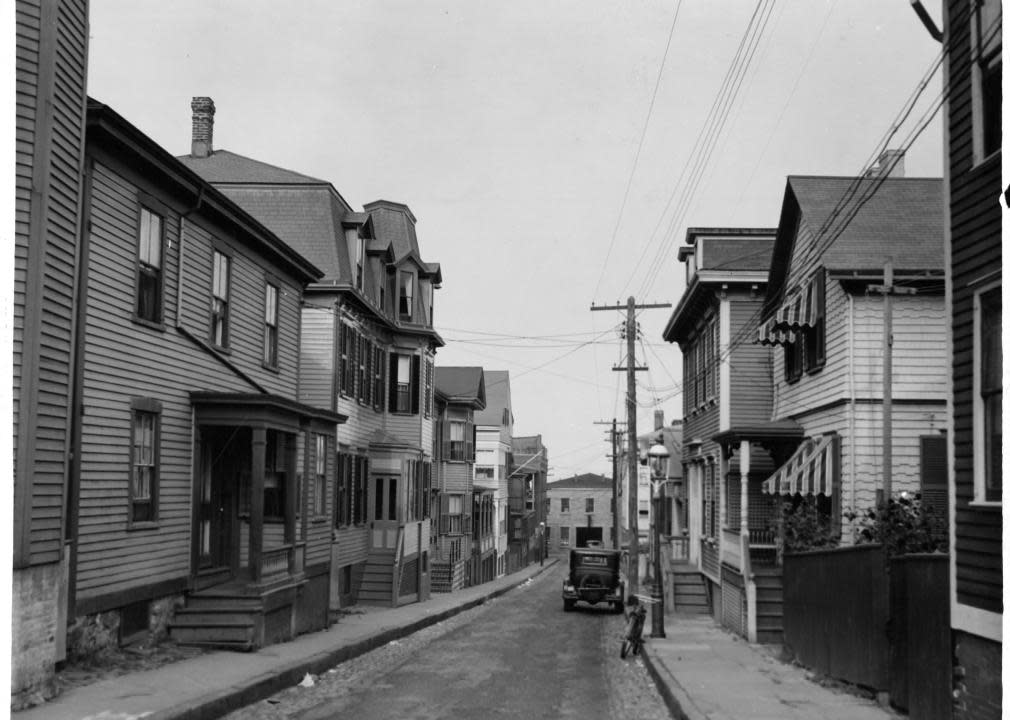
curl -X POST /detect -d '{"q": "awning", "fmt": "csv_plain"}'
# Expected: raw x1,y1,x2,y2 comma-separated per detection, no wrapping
754,273,822,345
762,434,836,496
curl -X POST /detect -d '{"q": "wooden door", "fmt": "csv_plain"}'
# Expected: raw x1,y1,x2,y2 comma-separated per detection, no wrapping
371,475,399,549
197,428,241,576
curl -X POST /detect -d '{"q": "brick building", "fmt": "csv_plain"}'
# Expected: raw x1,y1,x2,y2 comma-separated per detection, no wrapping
546,473,614,553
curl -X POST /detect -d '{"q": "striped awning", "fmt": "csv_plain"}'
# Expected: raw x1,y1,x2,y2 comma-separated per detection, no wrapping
762,434,837,496
755,274,822,346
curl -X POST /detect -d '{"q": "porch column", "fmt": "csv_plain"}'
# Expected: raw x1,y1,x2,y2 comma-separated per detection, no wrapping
284,431,299,561
250,427,266,582
739,441,750,541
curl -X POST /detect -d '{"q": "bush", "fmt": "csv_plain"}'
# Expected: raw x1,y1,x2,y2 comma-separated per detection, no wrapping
776,495,839,561
846,492,948,559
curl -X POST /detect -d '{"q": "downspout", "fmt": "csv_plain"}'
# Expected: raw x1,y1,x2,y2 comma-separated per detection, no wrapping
847,292,856,526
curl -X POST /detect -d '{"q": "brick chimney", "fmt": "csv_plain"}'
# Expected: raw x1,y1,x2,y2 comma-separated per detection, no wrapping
654,409,664,432
867,149,905,178
191,97,215,158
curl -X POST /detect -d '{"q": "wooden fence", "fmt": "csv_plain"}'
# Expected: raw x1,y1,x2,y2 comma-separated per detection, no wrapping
783,547,951,719
783,545,889,689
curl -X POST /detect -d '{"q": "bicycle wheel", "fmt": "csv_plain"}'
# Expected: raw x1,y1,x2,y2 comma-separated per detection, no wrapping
620,638,631,659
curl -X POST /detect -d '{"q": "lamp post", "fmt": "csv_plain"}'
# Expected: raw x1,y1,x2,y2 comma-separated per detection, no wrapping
539,521,545,566
647,438,670,639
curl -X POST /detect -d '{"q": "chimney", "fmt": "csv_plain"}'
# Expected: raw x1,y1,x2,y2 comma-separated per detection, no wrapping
867,149,905,178
191,97,215,158
654,409,664,432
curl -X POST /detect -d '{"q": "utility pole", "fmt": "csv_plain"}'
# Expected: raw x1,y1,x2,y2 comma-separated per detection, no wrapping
594,419,626,549
869,259,915,505
591,296,671,596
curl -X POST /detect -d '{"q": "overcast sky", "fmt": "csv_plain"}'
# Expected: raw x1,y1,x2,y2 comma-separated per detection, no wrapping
86,0,946,479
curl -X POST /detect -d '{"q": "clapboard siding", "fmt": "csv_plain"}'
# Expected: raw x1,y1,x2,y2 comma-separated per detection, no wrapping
440,462,472,494
335,526,369,566
75,143,311,610
299,306,336,409
729,297,773,426
947,0,1003,614
14,0,88,567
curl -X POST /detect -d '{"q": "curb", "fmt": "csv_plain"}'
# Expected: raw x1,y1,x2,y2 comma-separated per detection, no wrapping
152,558,559,720
640,642,708,720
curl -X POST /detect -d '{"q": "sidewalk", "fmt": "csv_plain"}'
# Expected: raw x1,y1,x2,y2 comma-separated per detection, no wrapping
641,613,901,720
15,559,559,720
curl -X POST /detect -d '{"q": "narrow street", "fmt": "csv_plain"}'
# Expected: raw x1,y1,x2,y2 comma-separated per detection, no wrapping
226,563,671,720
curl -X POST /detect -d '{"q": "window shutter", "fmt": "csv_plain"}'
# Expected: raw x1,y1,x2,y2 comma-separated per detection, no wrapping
463,492,472,534
441,415,450,462
388,352,398,412
465,418,474,462
410,355,421,414
439,492,449,531
920,436,948,526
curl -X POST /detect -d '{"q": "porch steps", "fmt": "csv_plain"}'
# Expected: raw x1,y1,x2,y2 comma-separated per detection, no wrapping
357,550,396,606
672,568,710,614
170,610,257,650
753,565,784,644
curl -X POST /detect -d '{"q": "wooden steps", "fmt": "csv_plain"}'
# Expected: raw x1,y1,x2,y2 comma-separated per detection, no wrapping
357,551,396,606
672,568,710,614
753,565,783,644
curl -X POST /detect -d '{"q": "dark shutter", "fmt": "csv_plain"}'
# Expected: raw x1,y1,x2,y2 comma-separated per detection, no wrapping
388,352,398,412
410,355,421,414
439,492,449,532
441,414,451,461
920,436,948,526
465,418,474,462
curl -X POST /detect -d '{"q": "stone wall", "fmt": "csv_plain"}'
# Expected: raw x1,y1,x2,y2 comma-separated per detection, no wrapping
11,563,63,710
952,630,1002,720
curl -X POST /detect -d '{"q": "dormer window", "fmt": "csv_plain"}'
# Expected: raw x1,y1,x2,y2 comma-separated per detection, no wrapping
399,271,414,321
356,235,365,291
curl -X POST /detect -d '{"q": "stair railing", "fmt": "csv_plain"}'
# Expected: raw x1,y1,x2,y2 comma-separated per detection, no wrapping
392,526,405,606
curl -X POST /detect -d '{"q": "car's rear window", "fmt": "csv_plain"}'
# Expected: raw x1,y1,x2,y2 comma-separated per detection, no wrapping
578,555,610,566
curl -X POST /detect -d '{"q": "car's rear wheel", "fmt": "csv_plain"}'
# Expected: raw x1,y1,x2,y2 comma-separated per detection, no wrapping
563,598,575,612
614,601,624,614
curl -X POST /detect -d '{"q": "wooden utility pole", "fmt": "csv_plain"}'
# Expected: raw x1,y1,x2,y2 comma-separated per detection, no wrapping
595,418,625,549
591,297,671,596
869,260,915,505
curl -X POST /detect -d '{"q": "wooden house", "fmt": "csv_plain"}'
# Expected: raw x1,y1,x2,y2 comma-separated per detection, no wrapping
662,227,779,641
178,100,443,609
72,100,345,651
474,370,515,578
511,435,549,569
942,1,1002,717
13,0,89,705
432,366,486,591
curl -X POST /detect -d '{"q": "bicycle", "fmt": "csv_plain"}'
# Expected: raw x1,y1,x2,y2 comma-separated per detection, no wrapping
619,595,648,658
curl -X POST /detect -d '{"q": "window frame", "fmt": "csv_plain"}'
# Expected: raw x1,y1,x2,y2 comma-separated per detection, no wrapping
133,200,167,328
560,526,570,547
313,434,328,518
209,247,232,349
585,497,594,514
971,0,1002,166
973,282,1002,505
560,497,570,513
803,270,827,373
398,270,415,321
263,280,280,370
128,398,162,527
449,420,466,461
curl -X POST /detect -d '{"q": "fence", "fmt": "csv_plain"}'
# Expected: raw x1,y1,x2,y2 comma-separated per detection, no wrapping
783,545,889,689
783,546,952,719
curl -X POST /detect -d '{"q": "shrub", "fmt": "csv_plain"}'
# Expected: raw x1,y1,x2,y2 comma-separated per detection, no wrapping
776,495,839,561
845,492,948,560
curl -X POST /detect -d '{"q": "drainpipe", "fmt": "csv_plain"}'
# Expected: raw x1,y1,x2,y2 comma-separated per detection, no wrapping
848,293,856,523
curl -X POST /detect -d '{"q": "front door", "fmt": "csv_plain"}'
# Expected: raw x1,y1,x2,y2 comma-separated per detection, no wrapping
371,475,399,549
197,427,245,579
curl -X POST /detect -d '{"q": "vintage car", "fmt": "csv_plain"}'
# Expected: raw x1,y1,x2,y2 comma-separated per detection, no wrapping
562,547,625,613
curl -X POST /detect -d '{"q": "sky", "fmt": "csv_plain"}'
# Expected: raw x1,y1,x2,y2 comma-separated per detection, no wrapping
85,0,947,480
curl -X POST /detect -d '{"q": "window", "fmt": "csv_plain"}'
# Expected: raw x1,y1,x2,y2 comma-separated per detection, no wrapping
449,421,466,461
263,283,279,367
399,271,414,321
355,235,365,290
424,360,433,417
973,0,1002,162
313,434,327,517
475,466,495,482
353,455,368,524
357,335,370,404
335,452,351,527
545,497,551,512
263,430,288,519
560,526,570,546
135,206,164,324
339,324,352,395
784,337,803,383
130,400,160,523
561,498,570,512
389,353,419,414
803,270,826,372
585,498,594,513
210,250,230,347
975,285,1002,502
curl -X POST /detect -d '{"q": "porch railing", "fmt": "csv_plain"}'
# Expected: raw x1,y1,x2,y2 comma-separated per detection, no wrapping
667,535,689,563
261,544,293,580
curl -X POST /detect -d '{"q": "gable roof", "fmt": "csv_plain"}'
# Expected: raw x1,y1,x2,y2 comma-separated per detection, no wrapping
548,473,611,490
475,370,511,426
434,366,486,408
766,175,943,307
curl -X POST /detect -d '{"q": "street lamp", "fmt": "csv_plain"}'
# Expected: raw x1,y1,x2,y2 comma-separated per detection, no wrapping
647,437,670,639
539,521,546,566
